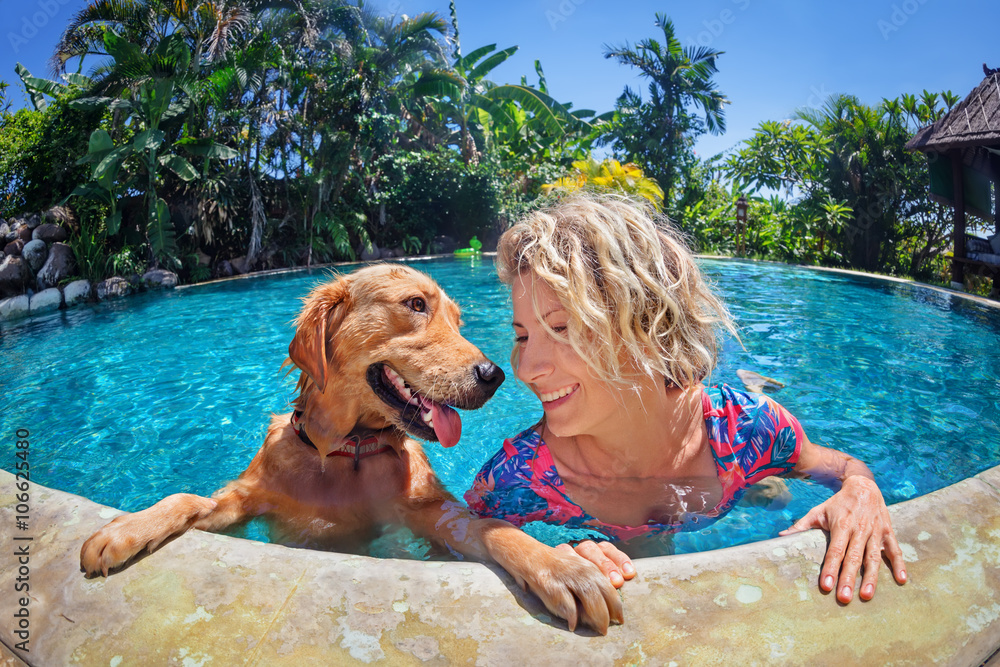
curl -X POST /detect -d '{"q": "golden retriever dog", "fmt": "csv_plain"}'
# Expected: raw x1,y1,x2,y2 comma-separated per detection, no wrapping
80,264,621,633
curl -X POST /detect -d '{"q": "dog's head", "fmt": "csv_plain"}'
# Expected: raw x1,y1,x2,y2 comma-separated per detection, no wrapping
288,264,504,451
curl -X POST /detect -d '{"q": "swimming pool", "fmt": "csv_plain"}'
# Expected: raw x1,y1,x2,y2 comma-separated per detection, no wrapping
2,257,999,556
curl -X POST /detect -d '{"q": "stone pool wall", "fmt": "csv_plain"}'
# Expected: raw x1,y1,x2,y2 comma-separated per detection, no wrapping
2,467,1000,666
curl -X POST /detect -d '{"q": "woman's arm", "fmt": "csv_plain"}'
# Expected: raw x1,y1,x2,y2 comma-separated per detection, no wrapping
779,425,907,603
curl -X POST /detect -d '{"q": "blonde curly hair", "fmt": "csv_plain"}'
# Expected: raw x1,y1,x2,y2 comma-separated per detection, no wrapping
496,193,737,388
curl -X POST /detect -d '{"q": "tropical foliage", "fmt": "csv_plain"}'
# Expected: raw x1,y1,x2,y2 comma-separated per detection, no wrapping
0,6,982,292
601,13,726,215
719,91,961,277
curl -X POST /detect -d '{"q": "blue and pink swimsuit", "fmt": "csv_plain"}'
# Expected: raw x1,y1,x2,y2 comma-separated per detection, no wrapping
464,384,804,541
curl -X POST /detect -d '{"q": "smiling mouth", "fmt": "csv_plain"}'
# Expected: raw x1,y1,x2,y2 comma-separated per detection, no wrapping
366,363,463,447
539,384,578,403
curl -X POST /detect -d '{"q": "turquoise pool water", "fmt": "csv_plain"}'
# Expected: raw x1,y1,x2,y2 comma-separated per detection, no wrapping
2,257,1000,556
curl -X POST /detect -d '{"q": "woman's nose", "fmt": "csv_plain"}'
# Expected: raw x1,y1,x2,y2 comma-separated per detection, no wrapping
515,338,552,384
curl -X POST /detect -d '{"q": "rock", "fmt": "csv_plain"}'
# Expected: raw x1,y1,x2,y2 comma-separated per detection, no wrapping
29,287,62,314
0,294,30,320
96,276,132,300
32,223,68,243
142,269,178,289
195,248,211,267
215,260,234,278
63,280,92,306
260,246,280,269
0,221,8,240
4,239,24,257
42,205,76,227
360,242,380,262
431,235,457,254
22,239,48,272
380,248,396,259
231,256,248,275
0,256,32,297
35,242,75,290
16,225,33,243
392,246,406,258
11,212,41,231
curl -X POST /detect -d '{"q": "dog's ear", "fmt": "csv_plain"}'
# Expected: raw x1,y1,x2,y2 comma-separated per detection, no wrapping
288,279,350,393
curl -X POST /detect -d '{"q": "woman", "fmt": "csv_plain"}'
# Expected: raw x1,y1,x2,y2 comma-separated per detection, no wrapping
465,193,906,604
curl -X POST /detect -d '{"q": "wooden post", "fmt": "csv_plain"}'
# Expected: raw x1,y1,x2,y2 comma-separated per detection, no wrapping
993,154,999,297
951,149,967,289
993,153,1000,232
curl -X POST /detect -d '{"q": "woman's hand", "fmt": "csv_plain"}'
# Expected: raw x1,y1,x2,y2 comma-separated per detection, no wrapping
779,475,907,603
556,540,636,589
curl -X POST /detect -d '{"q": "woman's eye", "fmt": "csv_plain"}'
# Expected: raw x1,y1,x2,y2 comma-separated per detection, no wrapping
514,335,528,343
406,297,427,313
551,325,567,334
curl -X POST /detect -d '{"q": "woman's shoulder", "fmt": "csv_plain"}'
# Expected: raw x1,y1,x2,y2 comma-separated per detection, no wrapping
703,382,802,480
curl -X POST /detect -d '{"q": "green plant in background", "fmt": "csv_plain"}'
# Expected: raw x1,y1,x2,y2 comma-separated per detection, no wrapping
67,216,110,282
601,13,727,214
402,234,423,255
408,3,599,168
723,92,960,276
0,73,103,218
373,147,522,252
70,31,238,268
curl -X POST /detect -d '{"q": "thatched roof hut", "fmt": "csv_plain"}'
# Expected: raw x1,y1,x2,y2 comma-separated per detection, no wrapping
906,65,1000,290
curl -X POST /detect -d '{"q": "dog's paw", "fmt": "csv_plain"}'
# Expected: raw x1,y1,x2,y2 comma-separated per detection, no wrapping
80,495,217,577
520,547,623,635
80,516,154,577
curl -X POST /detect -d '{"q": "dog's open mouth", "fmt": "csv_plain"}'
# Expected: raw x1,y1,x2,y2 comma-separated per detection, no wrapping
367,363,463,448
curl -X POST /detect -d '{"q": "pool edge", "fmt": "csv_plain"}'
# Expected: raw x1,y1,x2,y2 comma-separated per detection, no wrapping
2,468,999,665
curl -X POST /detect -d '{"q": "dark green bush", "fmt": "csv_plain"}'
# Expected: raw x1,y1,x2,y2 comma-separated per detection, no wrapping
0,92,103,219
374,148,529,251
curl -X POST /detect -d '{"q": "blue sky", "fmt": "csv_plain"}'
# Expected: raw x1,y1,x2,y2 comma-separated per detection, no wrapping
3,0,997,160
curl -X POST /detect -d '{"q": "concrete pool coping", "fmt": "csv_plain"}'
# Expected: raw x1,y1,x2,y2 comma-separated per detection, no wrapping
3,467,1000,665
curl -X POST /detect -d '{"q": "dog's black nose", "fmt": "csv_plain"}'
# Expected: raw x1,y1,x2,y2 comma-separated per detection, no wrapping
474,362,505,396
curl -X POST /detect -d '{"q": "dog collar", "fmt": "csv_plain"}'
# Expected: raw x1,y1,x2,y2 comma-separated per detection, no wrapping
291,411,393,470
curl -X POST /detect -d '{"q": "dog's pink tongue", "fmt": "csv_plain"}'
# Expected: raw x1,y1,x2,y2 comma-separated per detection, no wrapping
431,403,462,448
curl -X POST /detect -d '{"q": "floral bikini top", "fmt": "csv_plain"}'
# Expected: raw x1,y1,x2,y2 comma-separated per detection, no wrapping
464,384,804,542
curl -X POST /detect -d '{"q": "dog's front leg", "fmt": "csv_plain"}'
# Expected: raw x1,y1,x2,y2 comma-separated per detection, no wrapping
80,486,253,577
399,499,623,634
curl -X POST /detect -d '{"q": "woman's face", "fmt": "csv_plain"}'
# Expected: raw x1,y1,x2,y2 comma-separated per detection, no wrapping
511,272,623,440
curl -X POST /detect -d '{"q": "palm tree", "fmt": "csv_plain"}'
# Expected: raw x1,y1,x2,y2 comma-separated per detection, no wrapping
53,0,259,76
602,13,728,206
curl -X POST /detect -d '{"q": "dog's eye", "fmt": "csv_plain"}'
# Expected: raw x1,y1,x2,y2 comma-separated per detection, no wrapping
405,297,427,313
